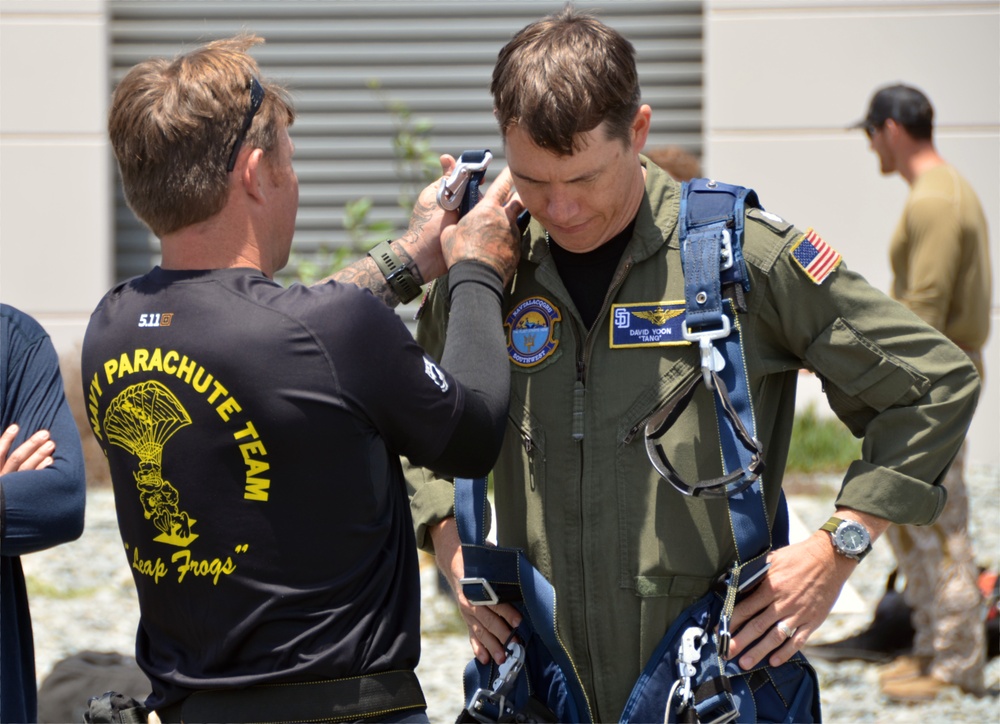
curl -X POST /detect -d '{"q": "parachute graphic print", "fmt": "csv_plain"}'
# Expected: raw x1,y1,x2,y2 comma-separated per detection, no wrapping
105,380,197,546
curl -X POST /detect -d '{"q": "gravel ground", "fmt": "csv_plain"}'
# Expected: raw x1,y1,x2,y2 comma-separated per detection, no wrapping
22,464,999,723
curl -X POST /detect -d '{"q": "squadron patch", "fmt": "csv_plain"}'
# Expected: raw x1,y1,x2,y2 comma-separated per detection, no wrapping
610,302,690,348
505,297,561,367
790,228,842,285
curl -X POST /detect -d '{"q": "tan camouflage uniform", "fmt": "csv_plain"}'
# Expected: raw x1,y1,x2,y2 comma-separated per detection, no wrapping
886,444,985,692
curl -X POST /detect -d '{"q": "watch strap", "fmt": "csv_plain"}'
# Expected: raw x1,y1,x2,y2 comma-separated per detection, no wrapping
820,516,841,534
820,516,872,561
369,240,422,303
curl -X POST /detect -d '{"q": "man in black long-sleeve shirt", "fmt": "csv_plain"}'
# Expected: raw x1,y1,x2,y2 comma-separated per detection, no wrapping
82,33,522,723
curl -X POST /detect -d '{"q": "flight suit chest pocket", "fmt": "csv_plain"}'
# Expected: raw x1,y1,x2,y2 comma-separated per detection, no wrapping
615,361,730,595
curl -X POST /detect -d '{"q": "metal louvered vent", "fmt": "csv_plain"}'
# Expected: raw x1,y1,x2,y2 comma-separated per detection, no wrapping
109,1,702,283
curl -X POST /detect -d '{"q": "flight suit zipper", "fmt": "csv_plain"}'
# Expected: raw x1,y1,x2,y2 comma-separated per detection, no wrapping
575,255,633,716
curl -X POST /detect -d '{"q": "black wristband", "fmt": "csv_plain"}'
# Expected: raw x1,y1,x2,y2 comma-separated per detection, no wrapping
368,240,422,303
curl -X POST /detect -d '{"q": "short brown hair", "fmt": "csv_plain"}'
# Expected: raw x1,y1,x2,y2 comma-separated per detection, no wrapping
108,34,295,237
491,6,641,155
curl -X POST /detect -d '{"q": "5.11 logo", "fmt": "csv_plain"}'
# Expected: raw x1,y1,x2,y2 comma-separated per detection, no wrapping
137,313,174,328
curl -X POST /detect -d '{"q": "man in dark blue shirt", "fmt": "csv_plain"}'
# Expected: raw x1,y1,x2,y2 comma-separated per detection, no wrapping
1,303,87,723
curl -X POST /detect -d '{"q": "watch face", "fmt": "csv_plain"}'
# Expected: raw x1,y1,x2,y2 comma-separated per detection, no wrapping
835,521,870,554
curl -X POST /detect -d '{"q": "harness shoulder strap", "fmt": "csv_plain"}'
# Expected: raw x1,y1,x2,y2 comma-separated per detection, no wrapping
677,178,784,576
679,178,759,331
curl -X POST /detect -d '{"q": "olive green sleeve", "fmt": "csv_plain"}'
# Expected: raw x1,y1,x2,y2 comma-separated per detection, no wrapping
405,276,458,552
404,458,456,553
745,221,981,526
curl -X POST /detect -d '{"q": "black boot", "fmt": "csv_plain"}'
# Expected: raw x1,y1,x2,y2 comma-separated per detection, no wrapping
806,570,915,663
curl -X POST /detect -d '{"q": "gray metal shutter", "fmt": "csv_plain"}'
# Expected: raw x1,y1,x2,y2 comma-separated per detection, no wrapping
110,1,702,283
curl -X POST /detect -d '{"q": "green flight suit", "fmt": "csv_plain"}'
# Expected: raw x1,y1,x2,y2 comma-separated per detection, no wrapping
407,161,980,721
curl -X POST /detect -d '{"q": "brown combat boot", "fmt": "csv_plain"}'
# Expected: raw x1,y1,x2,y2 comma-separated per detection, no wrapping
881,673,983,702
877,654,931,683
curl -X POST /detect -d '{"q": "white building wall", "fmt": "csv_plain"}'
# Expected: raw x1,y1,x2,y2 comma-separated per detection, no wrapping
0,0,112,353
705,0,1000,466
1,0,996,465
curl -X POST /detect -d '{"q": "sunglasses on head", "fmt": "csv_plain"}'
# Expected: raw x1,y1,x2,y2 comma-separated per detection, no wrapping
226,77,265,172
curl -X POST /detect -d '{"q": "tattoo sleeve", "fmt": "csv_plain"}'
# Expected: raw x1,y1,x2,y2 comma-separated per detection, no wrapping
318,240,425,309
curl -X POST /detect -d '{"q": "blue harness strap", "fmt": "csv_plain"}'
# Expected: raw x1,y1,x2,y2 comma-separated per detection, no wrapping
623,179,815,723
455,476,593,723
680,179,773,568
449,150,591,723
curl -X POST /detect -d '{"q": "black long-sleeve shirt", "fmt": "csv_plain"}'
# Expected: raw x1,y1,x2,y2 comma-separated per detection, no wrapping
81,261,508,710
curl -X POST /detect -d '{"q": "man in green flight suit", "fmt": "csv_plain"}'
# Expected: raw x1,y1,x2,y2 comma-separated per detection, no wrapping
406,8,981,721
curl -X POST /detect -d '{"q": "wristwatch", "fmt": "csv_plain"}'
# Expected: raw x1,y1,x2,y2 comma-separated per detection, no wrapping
820,516,872,561
369,240,422,303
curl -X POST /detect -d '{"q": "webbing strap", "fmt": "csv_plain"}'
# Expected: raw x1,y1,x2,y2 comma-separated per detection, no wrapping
711,310,770,566
455,477,592,723
678,179,773,569
457,150,490,218
451,148,590,722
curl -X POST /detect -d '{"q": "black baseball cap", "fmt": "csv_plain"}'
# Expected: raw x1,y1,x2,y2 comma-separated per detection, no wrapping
852,83,934,137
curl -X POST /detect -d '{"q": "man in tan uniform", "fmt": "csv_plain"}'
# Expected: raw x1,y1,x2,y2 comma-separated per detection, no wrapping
857,82,991,701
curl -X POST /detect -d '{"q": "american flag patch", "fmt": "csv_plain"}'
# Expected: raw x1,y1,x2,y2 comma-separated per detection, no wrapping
790,229,842,284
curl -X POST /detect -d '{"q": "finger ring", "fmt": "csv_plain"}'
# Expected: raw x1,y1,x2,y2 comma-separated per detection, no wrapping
776,621,797,639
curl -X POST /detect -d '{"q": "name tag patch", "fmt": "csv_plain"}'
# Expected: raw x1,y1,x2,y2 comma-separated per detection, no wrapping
506,296,561,367
610,302,690,348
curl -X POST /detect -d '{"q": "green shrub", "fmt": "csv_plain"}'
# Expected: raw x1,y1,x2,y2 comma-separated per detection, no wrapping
787,404,861,473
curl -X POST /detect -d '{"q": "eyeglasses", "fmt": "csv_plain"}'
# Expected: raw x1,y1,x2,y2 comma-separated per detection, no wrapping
226,77,265,172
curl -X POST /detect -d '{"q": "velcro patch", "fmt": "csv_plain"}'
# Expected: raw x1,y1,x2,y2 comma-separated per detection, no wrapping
790,228,842,285
747,207,793,234
610,302,690,348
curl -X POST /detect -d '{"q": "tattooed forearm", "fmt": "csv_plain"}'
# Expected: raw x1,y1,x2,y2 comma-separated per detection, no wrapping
405,198,435,243
316,242,425,308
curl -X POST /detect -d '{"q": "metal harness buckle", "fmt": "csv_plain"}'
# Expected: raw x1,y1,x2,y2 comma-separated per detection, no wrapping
460,576,500,606
682,315,730,390
438,151,493,210
677,627,706,707
465,641,525,723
